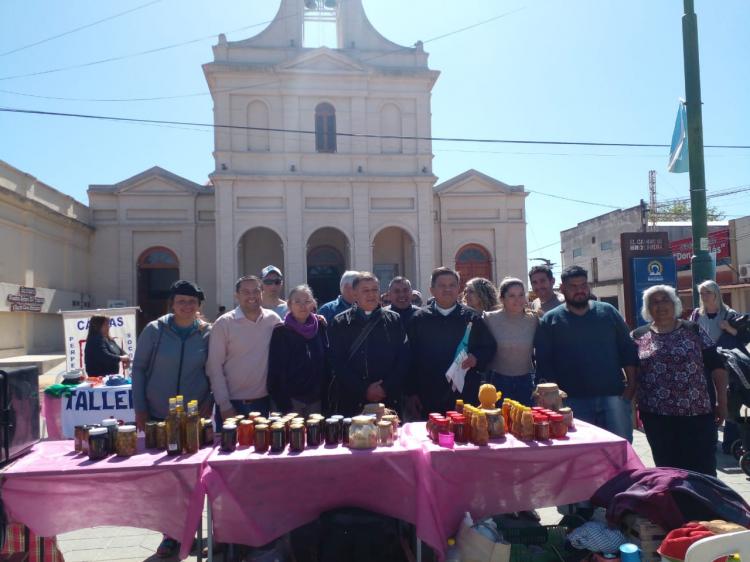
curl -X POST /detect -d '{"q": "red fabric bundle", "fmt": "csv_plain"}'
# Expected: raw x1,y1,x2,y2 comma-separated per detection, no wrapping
657,522,717,561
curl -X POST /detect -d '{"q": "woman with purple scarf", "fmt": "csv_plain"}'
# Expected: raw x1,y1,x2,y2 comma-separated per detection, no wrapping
268,284,330,417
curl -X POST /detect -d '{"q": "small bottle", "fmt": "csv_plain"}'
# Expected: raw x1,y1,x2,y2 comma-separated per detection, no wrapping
165,397,182,455
455,399,464,414
176,402,187,454
184,400,202,454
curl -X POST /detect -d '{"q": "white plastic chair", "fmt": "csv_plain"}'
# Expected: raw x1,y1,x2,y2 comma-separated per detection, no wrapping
684,530,750,561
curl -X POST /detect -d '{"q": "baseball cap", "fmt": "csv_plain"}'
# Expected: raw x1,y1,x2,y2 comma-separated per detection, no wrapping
261,265,283,279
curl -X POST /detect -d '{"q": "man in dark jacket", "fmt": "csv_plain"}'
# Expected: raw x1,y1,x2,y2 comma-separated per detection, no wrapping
329,272,408,417
406,267,496,419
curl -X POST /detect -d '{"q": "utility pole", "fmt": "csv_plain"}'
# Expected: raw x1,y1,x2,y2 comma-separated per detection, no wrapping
648,170,656,230
682,0,714,306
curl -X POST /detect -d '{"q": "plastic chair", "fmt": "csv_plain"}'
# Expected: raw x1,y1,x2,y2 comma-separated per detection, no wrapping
684,530,750,561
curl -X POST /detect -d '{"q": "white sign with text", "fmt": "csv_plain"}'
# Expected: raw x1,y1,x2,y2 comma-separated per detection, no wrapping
60,385,135,438
62,307,138,373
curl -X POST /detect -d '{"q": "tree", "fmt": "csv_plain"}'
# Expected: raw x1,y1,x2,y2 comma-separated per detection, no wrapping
652,200,724,221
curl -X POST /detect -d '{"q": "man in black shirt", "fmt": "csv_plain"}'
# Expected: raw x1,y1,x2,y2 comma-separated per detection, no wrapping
385,276,419,327
406,267,496,419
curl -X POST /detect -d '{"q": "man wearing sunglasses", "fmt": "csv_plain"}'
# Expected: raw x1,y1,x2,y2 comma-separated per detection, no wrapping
260,265,288,318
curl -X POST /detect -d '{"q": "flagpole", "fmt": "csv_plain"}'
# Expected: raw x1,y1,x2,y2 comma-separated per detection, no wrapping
682,0,714,306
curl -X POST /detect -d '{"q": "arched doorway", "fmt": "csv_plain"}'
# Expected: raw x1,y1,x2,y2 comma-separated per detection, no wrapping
238,227,285,280
307,227,349,304
455,244,492,287
137,247,180,332
372,227,416,292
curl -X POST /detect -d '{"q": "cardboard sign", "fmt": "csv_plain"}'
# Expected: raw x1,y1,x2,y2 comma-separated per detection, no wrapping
60,385,135,438
62,307,138,373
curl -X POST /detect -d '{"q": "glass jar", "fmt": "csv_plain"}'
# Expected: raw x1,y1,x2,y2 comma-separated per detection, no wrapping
270,423,286,453
341,418,352,446
202,419,214,447
306,419,321,447
238,420,254,447
116,425,137,457
221,423,237,452
558,407,575,429
156,422,167,450
144,422,159,449
381,414,398,438
472,411,489,446
484,408,505,438
455,399,464,413
254,423,270,452
324,417,340,446
377,421,394,447
88,427,109,460
519,409,535,442
534,416,550,441
289,424,306,452
451,415,468,444
101,418,119,454
348,415,378,449
549,414,567,439
74,425,86,453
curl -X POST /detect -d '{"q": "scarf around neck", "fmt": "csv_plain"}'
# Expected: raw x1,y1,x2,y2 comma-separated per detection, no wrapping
285,312,318,339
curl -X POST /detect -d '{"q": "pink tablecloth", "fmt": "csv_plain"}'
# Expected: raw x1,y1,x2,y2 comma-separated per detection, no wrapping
406,420,645,558
202,439,423,546
1,440,213,560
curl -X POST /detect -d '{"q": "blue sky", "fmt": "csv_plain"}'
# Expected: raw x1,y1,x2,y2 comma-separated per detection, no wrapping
1,0,749,278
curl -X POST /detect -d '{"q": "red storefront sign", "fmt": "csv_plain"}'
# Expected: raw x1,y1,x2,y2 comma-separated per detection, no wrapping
670,228,730,269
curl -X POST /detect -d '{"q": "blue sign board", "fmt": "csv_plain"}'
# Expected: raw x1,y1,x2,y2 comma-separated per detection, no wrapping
631,256,677,326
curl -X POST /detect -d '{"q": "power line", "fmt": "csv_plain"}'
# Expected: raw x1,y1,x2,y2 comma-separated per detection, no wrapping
0,0,165,58
528,241,560,253
0,7,524,101
0,16,288,82
3,107,750,153
526,189,622,209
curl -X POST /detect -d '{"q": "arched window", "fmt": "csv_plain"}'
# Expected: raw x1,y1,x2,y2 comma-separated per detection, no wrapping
315,102,336,153
247,100,270,151
380,103,402,154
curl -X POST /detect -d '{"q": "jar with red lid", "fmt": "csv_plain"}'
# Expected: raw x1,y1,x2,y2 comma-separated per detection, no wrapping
426,413,441,439
549,414,567,439
533,415,550,441
452,415,468,444
430,417,445,443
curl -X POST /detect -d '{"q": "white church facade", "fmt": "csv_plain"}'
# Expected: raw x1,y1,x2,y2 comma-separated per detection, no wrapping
1,0,528,352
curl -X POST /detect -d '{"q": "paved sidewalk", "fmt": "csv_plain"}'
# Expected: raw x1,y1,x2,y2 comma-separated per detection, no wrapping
55,427,750,561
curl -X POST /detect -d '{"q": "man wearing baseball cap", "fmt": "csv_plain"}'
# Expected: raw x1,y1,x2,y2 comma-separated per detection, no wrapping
260,265,288,318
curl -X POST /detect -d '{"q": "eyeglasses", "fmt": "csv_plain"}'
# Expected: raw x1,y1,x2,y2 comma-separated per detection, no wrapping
262,279,282,285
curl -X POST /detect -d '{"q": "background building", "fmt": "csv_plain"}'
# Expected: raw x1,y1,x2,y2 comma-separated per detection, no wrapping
2,0,529,353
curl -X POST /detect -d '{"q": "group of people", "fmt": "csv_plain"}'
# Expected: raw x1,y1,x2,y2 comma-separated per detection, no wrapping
85,263,737,483
81,260,742,556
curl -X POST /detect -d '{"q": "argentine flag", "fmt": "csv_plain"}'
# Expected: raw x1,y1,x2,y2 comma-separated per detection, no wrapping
668,101,689,173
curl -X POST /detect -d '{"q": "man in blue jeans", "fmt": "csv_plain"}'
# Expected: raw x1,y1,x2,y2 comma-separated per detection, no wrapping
534,265,638,442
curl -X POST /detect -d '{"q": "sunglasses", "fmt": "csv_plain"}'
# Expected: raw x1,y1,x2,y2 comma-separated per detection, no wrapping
262,279,282,285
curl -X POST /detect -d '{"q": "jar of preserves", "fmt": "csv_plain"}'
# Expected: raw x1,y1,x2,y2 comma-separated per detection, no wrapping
144,422,159,449
349,416,378,449
341,418,352,446
324,417,340,446
472,411,489,446
306,419,321,447
549,414,567,439
484,408,505,438
533,416,550,441
254,423,270,452
519,409,535,442
156,422,167,450
202,419,214,446
221,423,237,452
558,407,575,429
289,424,306,452
381,414,399,438
450,415,466,444
101,418,119,454
74,425,86,453
238,420,254,447
116,425,137,457
377,421,394,447
270,422,286,453
88,427,109,460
